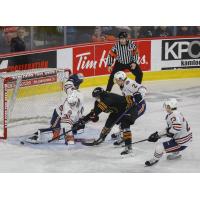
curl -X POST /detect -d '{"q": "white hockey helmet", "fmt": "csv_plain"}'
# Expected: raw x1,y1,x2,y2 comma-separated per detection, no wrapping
114,71,127,83
67,91,79,106
164,98,178,110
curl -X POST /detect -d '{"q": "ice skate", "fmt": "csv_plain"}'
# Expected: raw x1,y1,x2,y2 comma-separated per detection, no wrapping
167,152,182,160
111,128,122,140
113,137,124,146
145,159,159,166
121,145,132,155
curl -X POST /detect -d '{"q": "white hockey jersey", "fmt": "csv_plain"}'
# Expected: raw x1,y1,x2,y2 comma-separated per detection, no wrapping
120,78,147,99
165,110,192,146
61,91,84,126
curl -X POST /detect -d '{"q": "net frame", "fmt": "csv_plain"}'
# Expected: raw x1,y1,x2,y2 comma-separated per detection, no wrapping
0,68,71,139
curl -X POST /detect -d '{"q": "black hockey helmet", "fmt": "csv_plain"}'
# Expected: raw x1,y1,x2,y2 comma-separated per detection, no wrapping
92,87,104,98
69,73,84,88
118,31,128,39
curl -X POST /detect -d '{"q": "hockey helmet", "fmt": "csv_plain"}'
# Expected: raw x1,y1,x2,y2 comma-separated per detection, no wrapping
164,98,178,110
92,87,104,98
118,31,128,39
114,71,127,83
69,73,84,88
67,91,79,106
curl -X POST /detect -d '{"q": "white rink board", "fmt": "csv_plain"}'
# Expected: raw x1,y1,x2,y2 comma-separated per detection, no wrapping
0,78,200,172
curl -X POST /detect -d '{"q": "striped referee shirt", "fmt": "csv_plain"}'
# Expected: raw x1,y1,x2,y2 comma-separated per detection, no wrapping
107,40,138,66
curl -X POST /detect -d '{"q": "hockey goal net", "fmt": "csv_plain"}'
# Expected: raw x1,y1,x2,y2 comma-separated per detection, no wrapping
0,68,71,139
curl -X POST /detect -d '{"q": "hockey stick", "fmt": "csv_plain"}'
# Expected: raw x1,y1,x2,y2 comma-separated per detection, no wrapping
81,106,134,146
121,134,167,147
121,138,148,147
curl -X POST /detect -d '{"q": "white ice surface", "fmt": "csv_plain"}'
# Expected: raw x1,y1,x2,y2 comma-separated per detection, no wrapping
0,78,200,172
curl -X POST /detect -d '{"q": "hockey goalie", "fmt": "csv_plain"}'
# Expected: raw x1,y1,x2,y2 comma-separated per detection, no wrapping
25,73,85,145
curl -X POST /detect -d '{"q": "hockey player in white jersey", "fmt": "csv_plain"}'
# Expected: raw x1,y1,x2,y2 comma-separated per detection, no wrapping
111,71,147,146
145,98,192,166
47,72,84,138
26,90,84,145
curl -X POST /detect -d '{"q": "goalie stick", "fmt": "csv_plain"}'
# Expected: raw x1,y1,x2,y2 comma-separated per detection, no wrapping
20,136,94,145
48,117,91,143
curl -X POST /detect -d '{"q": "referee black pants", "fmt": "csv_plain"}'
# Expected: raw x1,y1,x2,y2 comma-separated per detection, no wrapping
106,62,143,92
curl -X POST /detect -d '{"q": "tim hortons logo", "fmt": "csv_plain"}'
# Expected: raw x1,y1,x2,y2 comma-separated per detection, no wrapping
75,50,148,71
76,50,108,71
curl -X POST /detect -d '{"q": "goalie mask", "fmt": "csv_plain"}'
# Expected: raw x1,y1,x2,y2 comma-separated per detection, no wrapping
67,91,79,107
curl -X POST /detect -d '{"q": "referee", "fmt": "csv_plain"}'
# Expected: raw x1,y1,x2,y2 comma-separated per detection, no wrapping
106,32,143,92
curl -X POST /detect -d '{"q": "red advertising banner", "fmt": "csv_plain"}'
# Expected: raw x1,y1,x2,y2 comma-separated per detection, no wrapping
73,40,151,77
73,45,95,77
135,40,151,71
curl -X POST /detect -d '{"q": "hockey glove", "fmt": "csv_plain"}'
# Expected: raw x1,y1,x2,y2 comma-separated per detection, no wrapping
148,131,160,142
133,93,143,104
89,111,99,122
166,128,174,138
72,119,85,131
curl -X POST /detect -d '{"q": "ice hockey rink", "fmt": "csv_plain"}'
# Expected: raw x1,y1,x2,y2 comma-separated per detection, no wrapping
0,77,200,173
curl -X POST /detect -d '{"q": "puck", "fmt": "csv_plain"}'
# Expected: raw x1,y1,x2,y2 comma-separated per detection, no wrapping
20,141,25,145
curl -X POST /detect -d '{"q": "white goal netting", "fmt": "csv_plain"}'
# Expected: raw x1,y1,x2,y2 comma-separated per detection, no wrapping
0,68,71,139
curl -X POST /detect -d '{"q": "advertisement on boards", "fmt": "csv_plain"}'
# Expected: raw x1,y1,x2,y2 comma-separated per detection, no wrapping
72,41,151,77
152,38,200,70
0,51,57,72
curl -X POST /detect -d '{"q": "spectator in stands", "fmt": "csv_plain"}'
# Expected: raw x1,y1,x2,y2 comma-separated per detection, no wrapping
138,26,155,38
76,26,95,43
92,26,106,42
66,26,78,45
177,26,192,36
192,26,200,35
115,26,132,39
102,26,117,41
10,27,26,52
155,26,173,37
